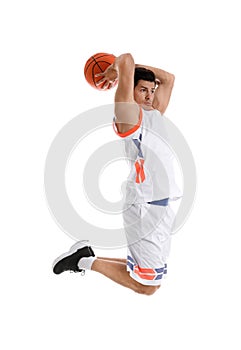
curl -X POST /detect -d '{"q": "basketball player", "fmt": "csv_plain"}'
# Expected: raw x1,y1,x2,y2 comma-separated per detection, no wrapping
53,53,182,295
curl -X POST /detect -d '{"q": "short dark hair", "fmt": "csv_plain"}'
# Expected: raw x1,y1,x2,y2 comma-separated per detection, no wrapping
134,67,156,87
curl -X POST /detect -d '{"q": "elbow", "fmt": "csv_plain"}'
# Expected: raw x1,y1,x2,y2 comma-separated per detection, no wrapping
170,73,175,85
119,53,135,68
122,53,134,61
167,73,175,87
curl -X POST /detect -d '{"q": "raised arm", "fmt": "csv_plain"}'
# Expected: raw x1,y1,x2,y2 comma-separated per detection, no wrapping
136,64,175,115
96,53,140,134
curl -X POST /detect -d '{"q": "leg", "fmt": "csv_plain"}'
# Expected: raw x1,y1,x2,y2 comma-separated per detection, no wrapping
91,258,160,296
52,242,160,295
97,257,127,264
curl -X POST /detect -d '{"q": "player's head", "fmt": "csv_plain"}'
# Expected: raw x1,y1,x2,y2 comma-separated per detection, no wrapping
134,67,156,88
134,67,156,109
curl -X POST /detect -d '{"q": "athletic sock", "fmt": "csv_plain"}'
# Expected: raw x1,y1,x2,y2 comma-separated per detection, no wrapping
78,256,96,270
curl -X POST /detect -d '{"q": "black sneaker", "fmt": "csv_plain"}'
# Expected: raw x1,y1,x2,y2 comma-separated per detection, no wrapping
53,240,95,275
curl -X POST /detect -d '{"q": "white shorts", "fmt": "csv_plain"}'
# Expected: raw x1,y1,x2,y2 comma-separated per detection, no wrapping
123,202,175,286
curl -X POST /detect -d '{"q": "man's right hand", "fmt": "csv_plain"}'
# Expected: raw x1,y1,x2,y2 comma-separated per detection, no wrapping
95,64,118,90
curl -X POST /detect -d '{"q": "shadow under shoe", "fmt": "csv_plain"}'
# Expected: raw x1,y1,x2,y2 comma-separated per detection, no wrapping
53,244,95,275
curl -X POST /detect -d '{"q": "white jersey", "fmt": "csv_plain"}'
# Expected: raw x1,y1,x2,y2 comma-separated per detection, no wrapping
114,107,182,204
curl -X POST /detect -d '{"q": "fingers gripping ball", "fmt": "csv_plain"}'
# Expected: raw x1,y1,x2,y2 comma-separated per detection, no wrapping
84,53,117,90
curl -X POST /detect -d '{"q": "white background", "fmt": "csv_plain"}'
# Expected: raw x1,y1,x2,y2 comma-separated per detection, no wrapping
1,1,241,349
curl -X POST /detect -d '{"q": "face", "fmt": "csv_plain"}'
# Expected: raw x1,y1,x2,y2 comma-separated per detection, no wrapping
134,80,156,110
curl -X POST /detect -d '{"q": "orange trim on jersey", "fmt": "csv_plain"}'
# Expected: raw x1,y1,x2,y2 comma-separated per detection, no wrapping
113,108,143,138
134,159,145,183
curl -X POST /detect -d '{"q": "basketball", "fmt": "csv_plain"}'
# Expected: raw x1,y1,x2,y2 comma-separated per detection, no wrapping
84,53,117,90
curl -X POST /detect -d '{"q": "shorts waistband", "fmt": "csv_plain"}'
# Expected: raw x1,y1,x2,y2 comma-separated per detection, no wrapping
147,198,169,206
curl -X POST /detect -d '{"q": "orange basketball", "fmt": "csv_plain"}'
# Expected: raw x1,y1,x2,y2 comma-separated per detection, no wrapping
84,52,117,90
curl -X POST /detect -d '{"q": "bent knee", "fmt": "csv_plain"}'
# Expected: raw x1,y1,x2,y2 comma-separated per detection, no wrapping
136,284,161,296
